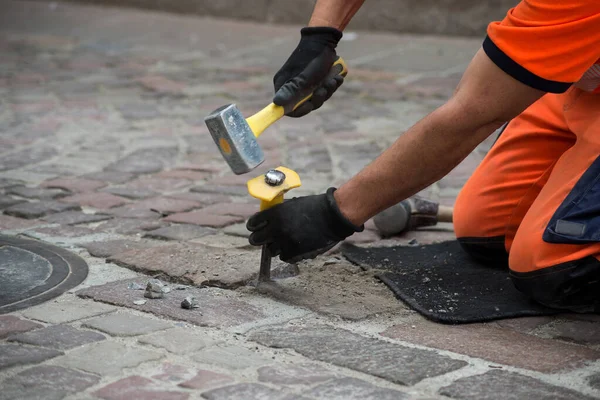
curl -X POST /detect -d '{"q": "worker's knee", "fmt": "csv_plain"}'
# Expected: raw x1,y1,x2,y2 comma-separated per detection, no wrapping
509,256,600,312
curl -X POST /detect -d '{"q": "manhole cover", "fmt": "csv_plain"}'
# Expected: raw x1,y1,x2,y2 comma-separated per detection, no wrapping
0,235,88,314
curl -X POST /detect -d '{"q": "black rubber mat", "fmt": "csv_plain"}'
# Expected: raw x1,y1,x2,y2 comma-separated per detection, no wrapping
341,240,560,324
0,235,88,314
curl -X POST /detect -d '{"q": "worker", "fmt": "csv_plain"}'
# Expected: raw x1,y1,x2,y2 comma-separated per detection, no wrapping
246,0,600,312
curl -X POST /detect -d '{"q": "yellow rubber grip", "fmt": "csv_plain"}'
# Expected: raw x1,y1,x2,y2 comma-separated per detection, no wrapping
245,57,348,138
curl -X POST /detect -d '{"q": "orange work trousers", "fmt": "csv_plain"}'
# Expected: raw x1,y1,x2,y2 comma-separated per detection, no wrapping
454,87,600,312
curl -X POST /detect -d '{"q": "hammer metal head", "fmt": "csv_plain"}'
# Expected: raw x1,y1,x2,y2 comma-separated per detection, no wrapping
204,104,264,175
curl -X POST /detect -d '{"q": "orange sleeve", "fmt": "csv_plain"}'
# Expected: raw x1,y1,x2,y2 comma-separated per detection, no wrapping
484,0,600,93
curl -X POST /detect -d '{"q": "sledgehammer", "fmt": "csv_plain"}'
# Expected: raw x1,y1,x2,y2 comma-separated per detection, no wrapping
373,197,453,237
204,57,348,175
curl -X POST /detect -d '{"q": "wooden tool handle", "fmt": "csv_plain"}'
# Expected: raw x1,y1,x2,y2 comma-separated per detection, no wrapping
245,57,348,138
437,205,453,223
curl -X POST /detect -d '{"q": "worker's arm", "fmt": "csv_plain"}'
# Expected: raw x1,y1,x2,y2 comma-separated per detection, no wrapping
309,0,366,30
334,48,544,225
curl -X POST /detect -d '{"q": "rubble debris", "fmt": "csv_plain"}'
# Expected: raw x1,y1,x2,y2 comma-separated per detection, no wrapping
181,296,199,309
144,279,165,299
127,282,145,290
133,300,147,305
175,285,187,290
408,238,420,247
161,286,171,294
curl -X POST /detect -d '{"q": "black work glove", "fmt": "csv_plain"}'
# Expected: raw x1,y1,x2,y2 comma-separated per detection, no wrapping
247,188,364,263
274,27,344,118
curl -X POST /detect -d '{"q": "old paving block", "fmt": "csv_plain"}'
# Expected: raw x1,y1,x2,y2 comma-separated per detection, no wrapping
1,365,100,399
0,316,42,339
4,200,80,219
130,197,202,215
249,325,467,386
94,375,190,400
0,146,57,171
144,224,214,241
102,186,159,200
0,214,41,230
60,192,128,209
58,341,163,375
257,364,336,386
83,312,172,336
8,186,68,200
587,373,600,390
306,377,410,400
439,370,597,400
548,319,600,345
83,171,135,184
164,210,243,228
21,299,115,324
223,223,250,238
179,369,235,390
151,362,197,384
381,318,600,372
189,233,252,250
0,343,63,370
80,239,164,259
198,203,259,218
190,184,248,197
42,210,112,225
192,346,272,370
166,192,230,207
107,206,162,219
138,327,209,354
202,383,296,400
493,316,554,334
78,279,266,328
8,324,105,350
0,195,24,210
105,147,177,174
107,243,260,288
41,177,106,192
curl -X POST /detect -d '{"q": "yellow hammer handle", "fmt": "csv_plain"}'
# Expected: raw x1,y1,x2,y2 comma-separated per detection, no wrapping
245,57,348,138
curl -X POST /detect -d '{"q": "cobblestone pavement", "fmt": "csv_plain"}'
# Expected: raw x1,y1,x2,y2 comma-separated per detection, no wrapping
1,1,600,399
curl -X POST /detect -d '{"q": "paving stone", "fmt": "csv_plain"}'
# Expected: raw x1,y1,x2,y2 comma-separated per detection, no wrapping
1,365,100,399
0,195,24,210
102,186,159,199
0,316,42,339
4,200,80,219
0,146,57,171
144,224,214,241
0,178,24,189
152,362,197,384
126,176,191,192
25,224,95,238
83,312,172,336
7,186,69,199
190,185,248,197
223,223,250,238
202,383,296,400
42,210,112,225
439,370,596,400
166,192,230,206
198,203,258,218
494,317,554,333
250,325,467,386
193,346,272,369
105,148,178,174
179,370,235,390
129,197,201,215
77,278,265,328
94,376,190,400
80,239,162,258
156,169,209,181
381,318,600,372
58,341,162,376
0,214,41,229
8,324,105,350
550,320,600,345
60,192,128,209
0,343,63,370
306,377,410,400
107,243,259,288
21,299,116,324
83,171,135,184
138,327,209,354
164,211,243,228
107,206,163,219
258,364,336,385
41,178,106,192
587,372,600,390
93,218,166,234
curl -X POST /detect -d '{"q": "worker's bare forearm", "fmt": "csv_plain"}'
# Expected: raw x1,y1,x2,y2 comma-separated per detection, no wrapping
308,0,366,30
334,49,544,226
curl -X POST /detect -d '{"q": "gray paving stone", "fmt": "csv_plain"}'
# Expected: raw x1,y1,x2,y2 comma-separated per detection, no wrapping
4,200,80,219
306,377,410,400
83,171,135,184
1,365,100,400
93,375,190,400
58,341,163,375
250,325,467,386
77,278,266,328
223,223,250,238
0,146,58,171
144,225,214,241
0,343,63,370
0,316,42,339
92,218,165,234
105,148,177,174
439,370,596,400
587,373,600,390
21,299,116,324
258,364,336,385
193,346,272,369
0,178,24,190
202,383,298,400
101,186,159,199
190,185,248,197
8,324,105,350
80,239,162,258
8,186,68,199
83,312,172,336
42,210,112,225
138,327,209,354
0,195,24,210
